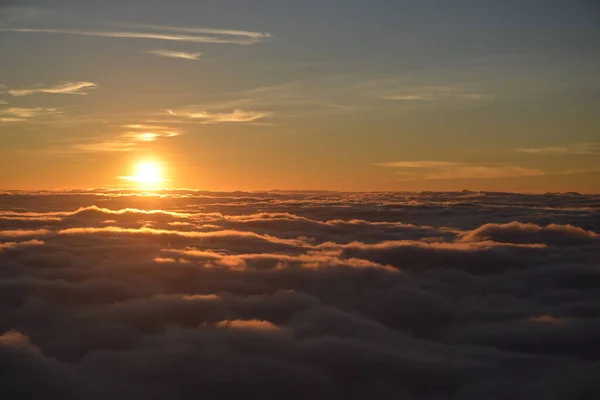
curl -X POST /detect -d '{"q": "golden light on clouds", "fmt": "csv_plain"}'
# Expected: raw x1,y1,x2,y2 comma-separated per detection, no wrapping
135,132,160,142
123,124,179,142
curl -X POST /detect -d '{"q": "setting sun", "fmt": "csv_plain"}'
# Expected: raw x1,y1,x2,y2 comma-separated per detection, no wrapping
125,161,165,188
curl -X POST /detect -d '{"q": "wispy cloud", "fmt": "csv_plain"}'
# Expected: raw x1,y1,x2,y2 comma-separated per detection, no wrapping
122,123,179,141
167,108,268,123
516,143,600,156
144,49,204,61
379,86,494,102
381,95,438,101
0,117,25,123
376,161,462,168
376,161,545,180
123,124,175,130
555,166,600,176
162,78,369,121
69,123,180,153
0,107,60,118
193,77,493,122
73,141,139,153
123,23,270,40
421,166,545,180
8,81,97,96
0,26,270,45
354,77,494,104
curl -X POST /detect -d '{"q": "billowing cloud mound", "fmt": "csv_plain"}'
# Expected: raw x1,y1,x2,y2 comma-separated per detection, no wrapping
1,190,599,399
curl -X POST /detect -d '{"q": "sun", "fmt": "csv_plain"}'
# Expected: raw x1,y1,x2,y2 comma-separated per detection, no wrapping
134,162,161,184
127,161,165,188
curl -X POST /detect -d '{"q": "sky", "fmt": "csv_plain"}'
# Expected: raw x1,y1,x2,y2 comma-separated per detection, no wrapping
0,0,599,192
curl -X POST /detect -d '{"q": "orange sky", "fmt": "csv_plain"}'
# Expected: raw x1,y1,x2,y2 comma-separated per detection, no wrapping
1,1,599,192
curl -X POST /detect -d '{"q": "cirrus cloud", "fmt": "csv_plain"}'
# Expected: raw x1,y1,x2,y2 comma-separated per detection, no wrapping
375,161,546,180
0,24,270,45
143,49,204,61
167,108,269,123
8,81,97,96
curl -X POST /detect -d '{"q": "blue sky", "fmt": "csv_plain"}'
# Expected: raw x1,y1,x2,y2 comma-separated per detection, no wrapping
1,0,599,191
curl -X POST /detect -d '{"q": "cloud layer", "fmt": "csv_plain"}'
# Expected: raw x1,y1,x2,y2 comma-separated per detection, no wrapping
1,190,599,399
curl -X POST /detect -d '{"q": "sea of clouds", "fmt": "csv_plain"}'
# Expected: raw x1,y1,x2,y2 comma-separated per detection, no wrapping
1,189,599,399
